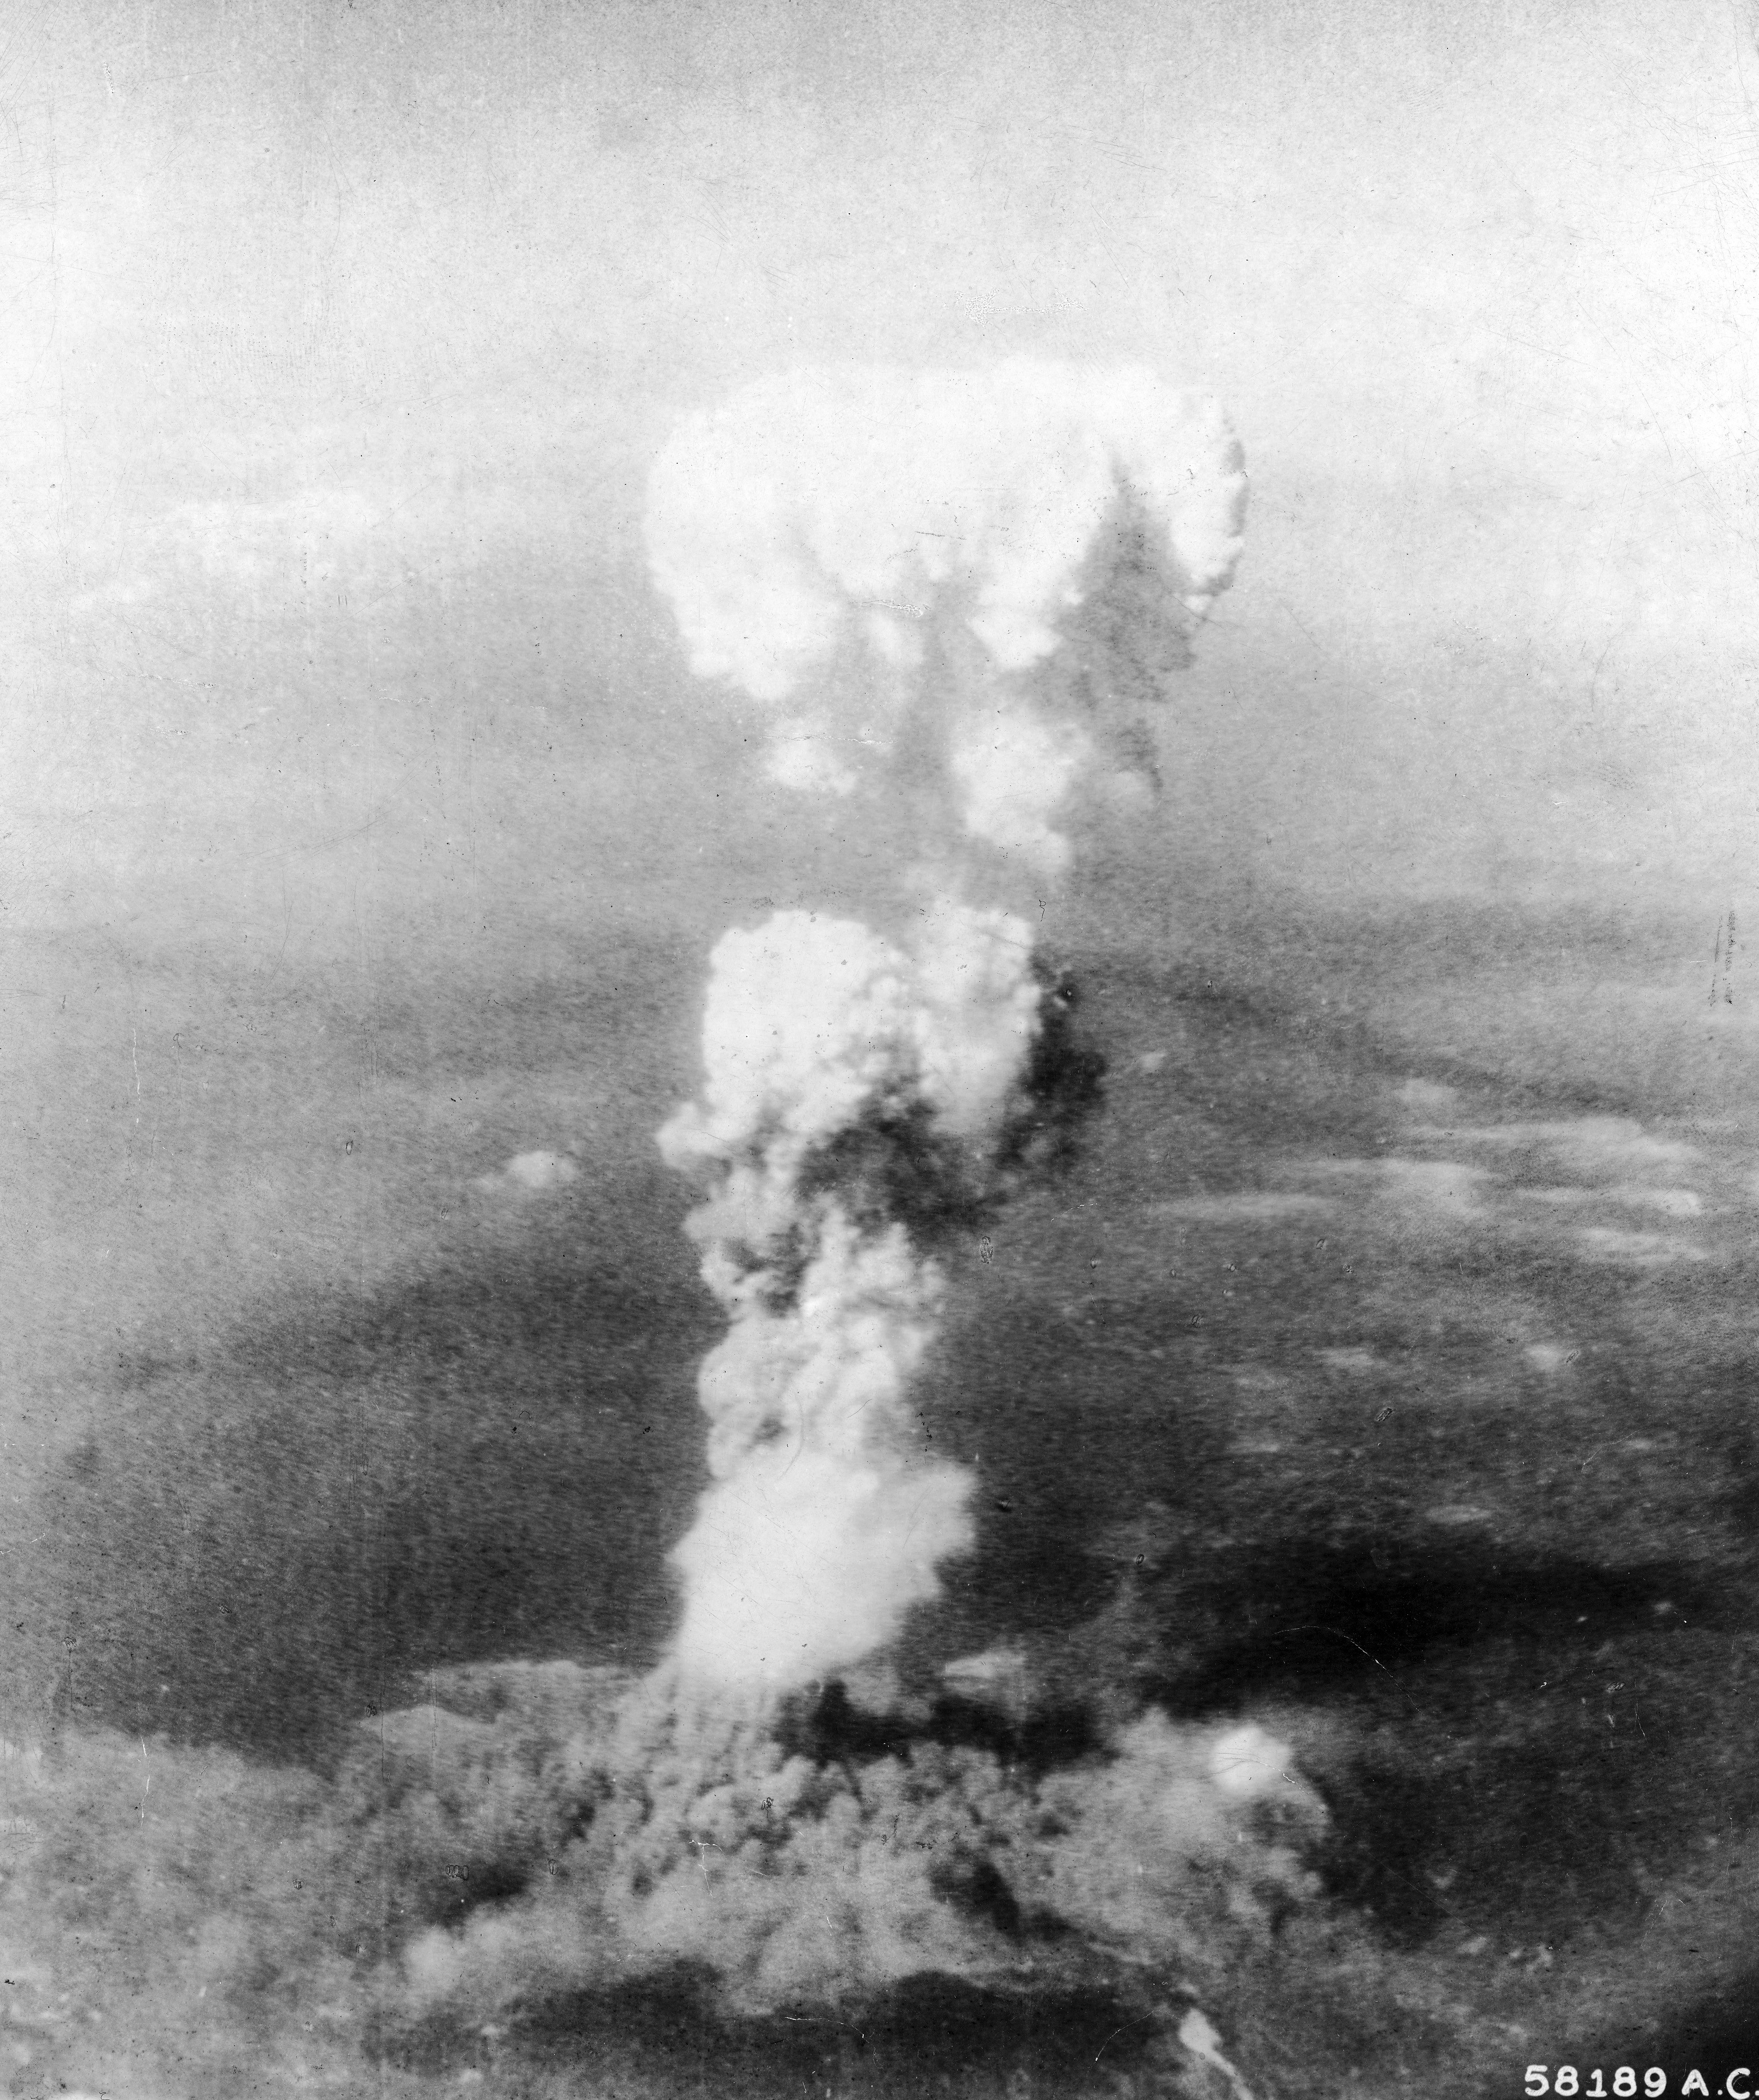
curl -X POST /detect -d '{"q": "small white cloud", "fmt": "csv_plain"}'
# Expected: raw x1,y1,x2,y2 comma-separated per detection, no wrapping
506,1149,578,1191
1523,1342,1578,1374
1316,1345,1384,1375
474,1149,580,1198
1227,1366,1291,1394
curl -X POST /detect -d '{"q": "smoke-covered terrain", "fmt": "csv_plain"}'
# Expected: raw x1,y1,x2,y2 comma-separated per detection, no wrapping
7,890,1759,2097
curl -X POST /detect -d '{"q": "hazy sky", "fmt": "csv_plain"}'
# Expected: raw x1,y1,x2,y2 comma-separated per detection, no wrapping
3,0,1758,958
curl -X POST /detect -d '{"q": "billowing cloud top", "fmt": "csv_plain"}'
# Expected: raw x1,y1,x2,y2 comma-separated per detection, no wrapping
644,361,1246,872
661,906,1039,1178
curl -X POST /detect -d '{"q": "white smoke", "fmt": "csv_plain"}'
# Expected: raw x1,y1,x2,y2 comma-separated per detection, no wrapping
646,360,1246,877
377,1670,1327,2025
656,906,1036,1691
646,361,1246,1703
296,365,1331,2053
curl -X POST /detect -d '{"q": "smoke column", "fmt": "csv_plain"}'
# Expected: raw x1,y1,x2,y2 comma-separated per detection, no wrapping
360,369,1308,2041
645,361,1246,1702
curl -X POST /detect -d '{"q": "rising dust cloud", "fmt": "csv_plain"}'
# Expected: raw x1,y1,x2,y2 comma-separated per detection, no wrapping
372,363,1329,2049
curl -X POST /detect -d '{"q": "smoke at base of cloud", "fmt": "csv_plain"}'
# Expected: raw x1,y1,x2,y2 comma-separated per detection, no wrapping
369,1664,1327,2024
0,1670,1330,2095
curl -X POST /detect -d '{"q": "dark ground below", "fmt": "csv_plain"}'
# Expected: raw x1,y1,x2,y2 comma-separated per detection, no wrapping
5,899,1759,2094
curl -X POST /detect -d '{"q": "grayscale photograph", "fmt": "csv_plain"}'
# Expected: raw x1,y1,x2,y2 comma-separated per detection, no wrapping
3,3,1757,2094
